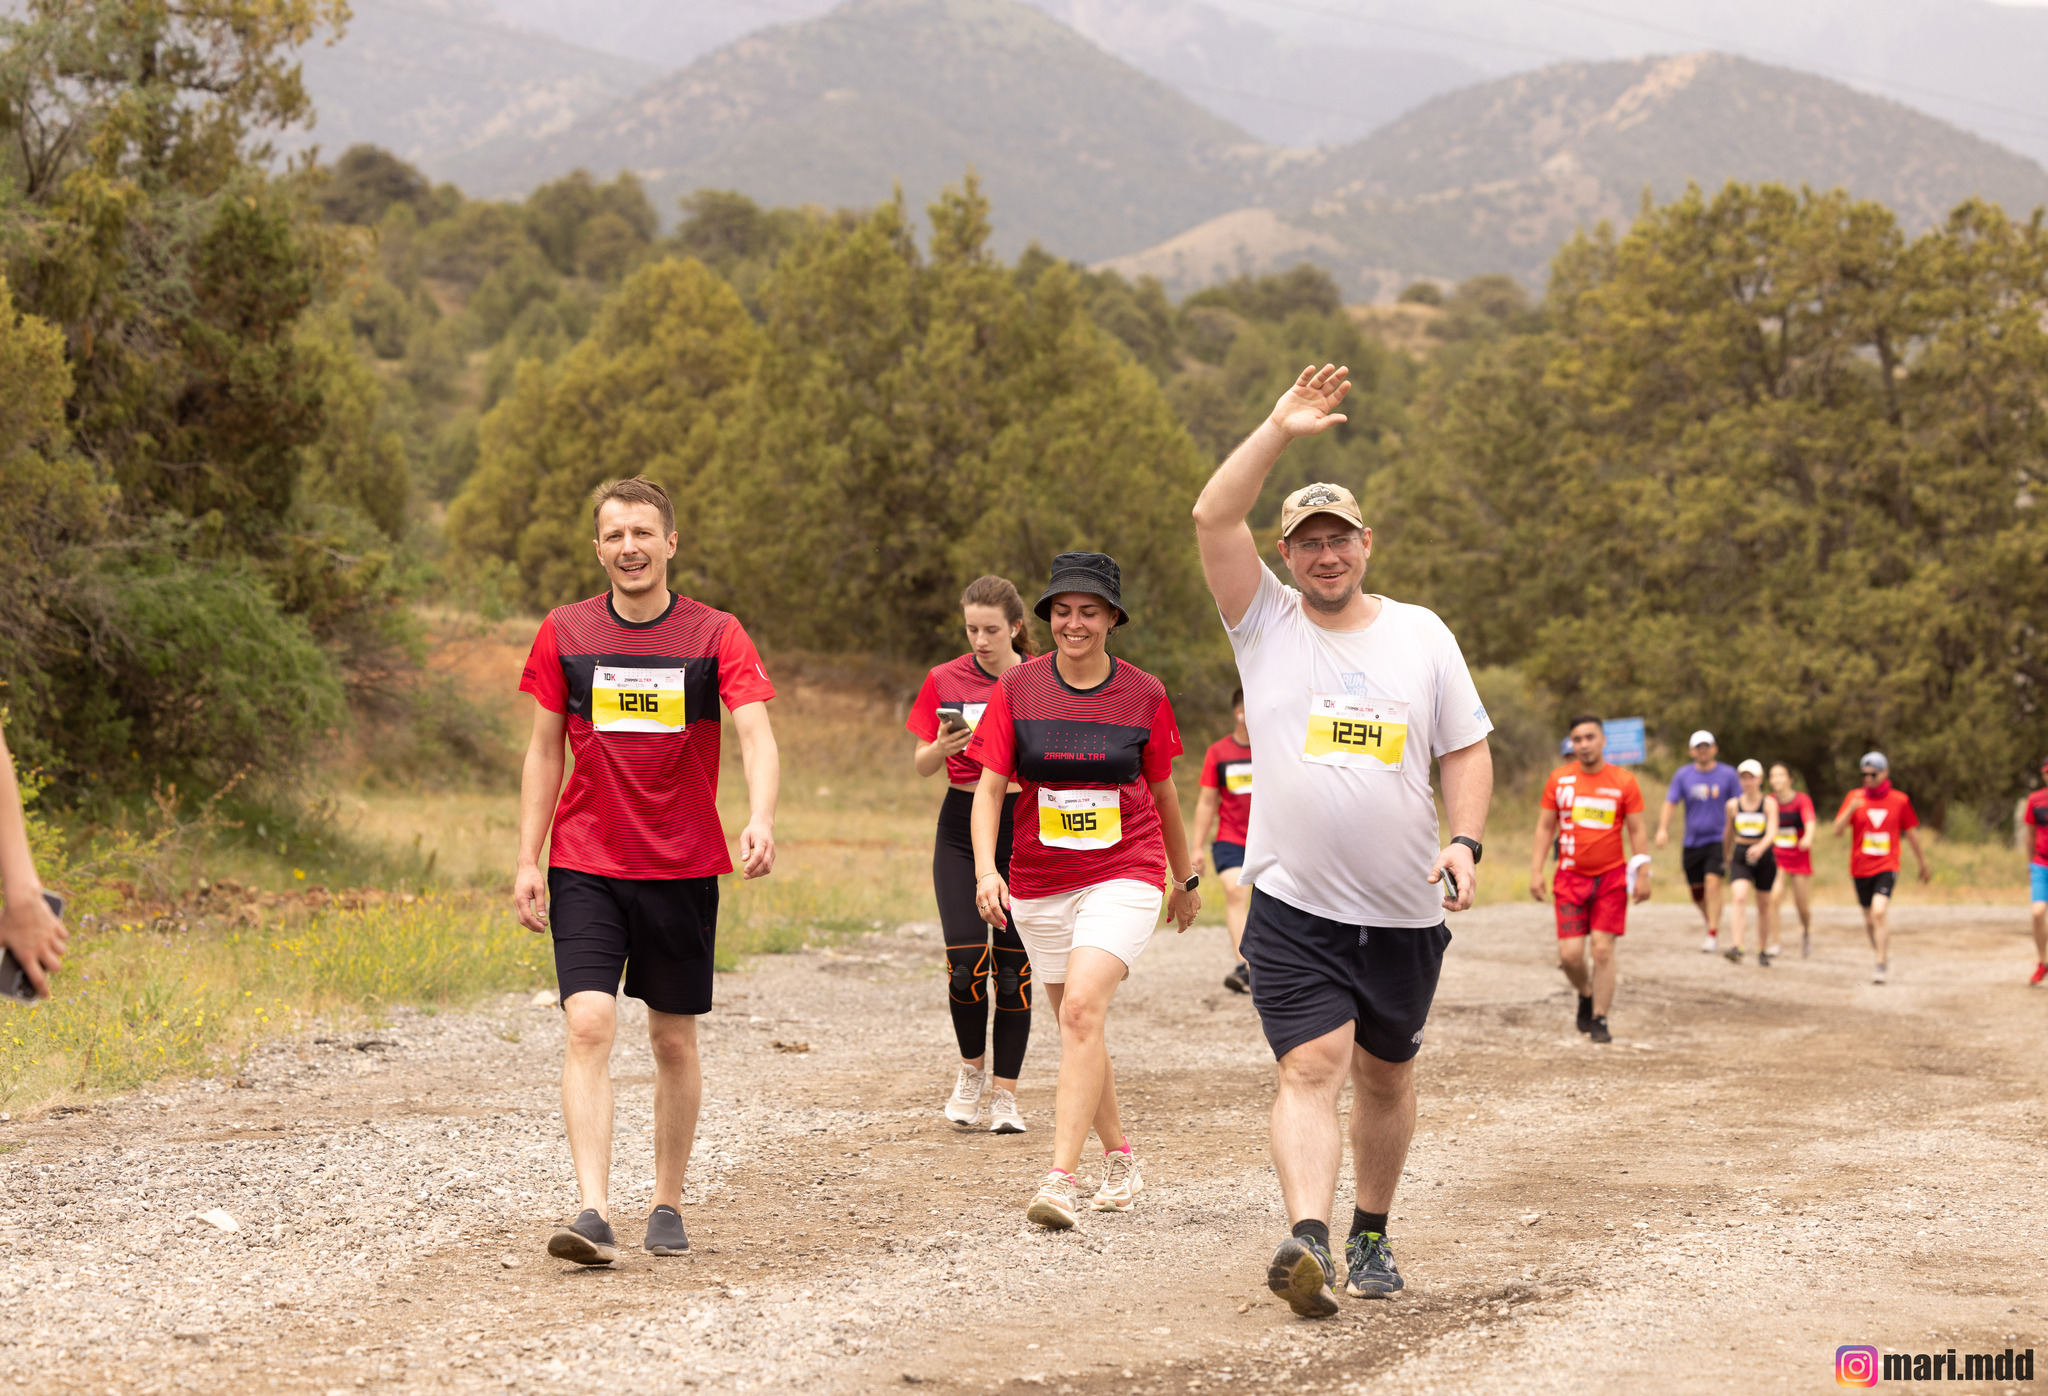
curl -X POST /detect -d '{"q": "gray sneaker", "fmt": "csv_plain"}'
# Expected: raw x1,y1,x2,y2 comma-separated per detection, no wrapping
1344,1230,1404,1298
644,1205,690,1256
547,1208,617,1266
1266,1234,1340,1318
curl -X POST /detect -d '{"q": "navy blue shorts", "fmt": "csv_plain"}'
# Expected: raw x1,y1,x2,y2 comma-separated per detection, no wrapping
548,868,718,1016
1211,840,1246,873
1240,887,1451,1064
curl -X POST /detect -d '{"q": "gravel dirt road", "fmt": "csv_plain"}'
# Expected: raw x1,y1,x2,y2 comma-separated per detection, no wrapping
6,901,2045,1395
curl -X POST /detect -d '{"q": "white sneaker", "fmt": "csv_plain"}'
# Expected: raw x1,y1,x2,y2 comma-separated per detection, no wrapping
1026,1170,1080,1230
1090,1147,1144,1211
944,1064,987,1126
988,1088,1027,1134
1701,933,1719,954
1872,963,1888,985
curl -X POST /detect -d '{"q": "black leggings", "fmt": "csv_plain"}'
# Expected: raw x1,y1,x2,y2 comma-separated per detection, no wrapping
934,787,1031,1080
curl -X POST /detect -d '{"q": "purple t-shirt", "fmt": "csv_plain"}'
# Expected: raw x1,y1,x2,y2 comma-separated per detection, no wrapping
1666,762,1740,848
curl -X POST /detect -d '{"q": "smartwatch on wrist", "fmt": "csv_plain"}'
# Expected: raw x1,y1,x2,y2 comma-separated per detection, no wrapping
1176,874,1200,893
1451,835,1483,864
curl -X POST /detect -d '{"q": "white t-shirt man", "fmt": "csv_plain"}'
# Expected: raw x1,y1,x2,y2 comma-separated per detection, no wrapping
1226,563,1493,927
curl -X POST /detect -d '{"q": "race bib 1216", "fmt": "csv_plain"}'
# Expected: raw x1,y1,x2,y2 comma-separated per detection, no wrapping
1302,693,1408,771
1037,788,1122,851
591,664,686,733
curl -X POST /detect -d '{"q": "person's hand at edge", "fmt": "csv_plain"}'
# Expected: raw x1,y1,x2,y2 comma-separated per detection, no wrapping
1167,886,1201,933
739,821,775,879
0,890,65,997
512,863,549,934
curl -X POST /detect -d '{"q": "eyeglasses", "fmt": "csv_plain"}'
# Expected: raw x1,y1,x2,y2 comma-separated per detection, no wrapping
1286,530,1364,557
1860,768,1884,778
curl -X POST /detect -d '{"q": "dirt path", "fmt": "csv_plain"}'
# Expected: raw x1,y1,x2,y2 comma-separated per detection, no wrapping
6,902,2046,1394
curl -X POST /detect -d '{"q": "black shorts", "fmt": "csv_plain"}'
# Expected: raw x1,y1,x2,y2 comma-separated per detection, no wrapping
1727,844,1777,892
548,867,718,1016
1211,840,1246,873
1853,871,1898,907
1240,888,1451,1064
1682,843,1726,886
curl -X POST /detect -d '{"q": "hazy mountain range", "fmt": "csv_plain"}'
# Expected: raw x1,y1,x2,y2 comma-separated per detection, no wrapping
291,0,2048,295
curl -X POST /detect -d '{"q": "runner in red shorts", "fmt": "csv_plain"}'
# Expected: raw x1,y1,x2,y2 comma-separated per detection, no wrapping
1530,715,1650,1044
1766,763,1816,959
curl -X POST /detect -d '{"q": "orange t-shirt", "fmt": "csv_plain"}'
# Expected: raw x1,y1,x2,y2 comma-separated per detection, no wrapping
1542,761,1644,878
1837,787,1918,878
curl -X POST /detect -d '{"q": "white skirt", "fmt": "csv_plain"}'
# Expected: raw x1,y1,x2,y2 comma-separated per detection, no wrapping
1009,879,1163,984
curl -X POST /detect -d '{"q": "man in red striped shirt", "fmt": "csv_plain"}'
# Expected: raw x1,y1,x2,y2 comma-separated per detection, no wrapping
513,477,781,1266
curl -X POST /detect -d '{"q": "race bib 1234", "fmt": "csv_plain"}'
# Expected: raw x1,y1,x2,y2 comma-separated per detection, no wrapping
1302,693,1409,771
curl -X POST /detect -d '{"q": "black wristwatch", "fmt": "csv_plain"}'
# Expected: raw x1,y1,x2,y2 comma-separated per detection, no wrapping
1451,835,1483,864
1176,873,1200,893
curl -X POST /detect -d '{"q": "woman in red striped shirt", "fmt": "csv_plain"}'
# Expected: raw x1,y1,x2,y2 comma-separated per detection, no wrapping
967,552,1202,1230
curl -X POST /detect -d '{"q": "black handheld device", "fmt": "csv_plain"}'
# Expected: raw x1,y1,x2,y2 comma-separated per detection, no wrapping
0,891,63,1004
937,706,971,733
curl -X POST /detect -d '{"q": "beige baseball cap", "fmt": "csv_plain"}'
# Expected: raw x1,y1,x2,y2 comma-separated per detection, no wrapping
1737,759,1764,777
1279,482,1365,538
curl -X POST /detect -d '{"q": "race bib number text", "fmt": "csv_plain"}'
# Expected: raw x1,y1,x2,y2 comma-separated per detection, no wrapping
1567,794,1617,830
1302,693,1409,771
1037,788,1123,851
1860,830,1891,859
1223,760,1254,796
592,665,687,734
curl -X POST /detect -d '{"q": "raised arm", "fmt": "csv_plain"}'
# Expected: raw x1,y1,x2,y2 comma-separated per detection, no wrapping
731,700,779,879
1192,364,1352,627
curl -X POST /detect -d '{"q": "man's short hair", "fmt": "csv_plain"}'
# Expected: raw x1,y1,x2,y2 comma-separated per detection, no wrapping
1230,687,1244,709
590,476,675,537
1568,714,1604,732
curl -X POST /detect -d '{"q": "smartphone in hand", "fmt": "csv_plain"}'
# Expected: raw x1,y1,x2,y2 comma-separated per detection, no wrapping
937,706,970,733
0,891,63,1004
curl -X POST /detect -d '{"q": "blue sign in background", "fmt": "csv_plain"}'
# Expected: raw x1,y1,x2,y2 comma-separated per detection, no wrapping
1559,716,1647,765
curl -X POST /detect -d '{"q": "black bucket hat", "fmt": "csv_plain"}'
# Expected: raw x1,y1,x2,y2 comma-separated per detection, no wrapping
1034,551,1129,626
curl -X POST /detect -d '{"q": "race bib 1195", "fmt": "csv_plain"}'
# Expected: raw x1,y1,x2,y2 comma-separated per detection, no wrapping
591,664,687,733
1302,693,1408,771
1037,788,1122,851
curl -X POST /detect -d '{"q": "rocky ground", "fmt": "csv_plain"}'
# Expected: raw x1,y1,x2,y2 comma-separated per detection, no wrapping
4,901,2046,1395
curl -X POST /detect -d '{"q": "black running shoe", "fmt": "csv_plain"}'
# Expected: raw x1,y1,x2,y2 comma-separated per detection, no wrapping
1224,961,1251,994
1575,995,1593,1034
1344,1231,1404,1299
1588,1015,1612,1044
1266,1235,1340,1318
643,1205,690,1256
547,1208,618,1266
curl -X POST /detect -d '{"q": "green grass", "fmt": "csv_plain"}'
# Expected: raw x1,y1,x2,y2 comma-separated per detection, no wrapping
0,895,550,1109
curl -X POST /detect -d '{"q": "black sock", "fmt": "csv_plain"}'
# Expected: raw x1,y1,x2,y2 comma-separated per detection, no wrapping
1577,993,1592,1009
1350,1208,1388,1240
1291,1219,1330,1249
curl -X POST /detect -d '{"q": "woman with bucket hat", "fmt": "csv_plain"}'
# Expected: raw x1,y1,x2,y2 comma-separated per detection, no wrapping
966,551,1201,1229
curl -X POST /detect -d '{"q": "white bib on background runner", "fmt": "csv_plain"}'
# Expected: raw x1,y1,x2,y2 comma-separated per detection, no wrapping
1774,828,1798,850
1735,809,1767,840
1223,760,1254,795
1037,788,1122,850
1301,693,1408,770
1567,793,1618,830
591,664,686,733
1861,830,1891,859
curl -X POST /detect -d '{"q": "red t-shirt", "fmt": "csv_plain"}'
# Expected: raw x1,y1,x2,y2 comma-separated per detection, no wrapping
905,654,1006,786
1540,761,1643,878
519,592,775,880
2027,789,2048,867
1772,791,1816,871
1199,735,1253,845
1837,786,1918,878
966,654,1181,899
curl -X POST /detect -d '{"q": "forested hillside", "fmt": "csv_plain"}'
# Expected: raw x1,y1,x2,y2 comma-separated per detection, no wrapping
5,0,2047,830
